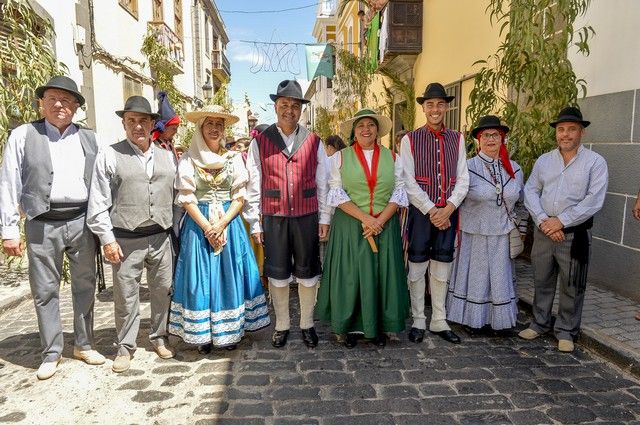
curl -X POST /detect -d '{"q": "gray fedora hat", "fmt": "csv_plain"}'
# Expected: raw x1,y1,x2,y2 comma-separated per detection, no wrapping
549,106,590,128
416,82,454,105
269,80,309,104
115,96,160,119
35,75,85,106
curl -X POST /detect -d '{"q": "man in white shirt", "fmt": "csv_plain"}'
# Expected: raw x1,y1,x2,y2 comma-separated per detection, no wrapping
87,96,176,372
0,76,105,380
244,80,330,348
400,82,470,345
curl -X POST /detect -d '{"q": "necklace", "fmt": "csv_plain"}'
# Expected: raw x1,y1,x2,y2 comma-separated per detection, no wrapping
480,156,504,205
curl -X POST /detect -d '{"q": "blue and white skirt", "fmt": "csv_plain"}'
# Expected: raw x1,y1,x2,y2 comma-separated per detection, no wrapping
169,202,270,346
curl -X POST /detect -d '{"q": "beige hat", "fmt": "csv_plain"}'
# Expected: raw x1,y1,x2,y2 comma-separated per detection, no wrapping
185,104,240,126
339,108,392,141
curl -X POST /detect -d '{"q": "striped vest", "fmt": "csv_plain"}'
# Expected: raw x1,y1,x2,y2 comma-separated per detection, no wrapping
341,144,395,216
257,125,320,217
408,126,461,207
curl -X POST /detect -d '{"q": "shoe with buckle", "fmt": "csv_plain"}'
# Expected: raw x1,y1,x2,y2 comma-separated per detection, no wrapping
112,354,131,373
408,327,425,343
225,344,237,351
372,334,386,347
301,327,319,348
36,358,61,380
431,329,461,344
344,333,358,349
73,348,106,365
272,330,290,348
197,343,212,354
154,345,175,359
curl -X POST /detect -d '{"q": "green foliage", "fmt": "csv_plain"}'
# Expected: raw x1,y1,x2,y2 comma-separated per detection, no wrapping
466,0,593,175
332,49,377,124
0,0,65,156
141,32,185,113
379,69,415,131
312,106,335,140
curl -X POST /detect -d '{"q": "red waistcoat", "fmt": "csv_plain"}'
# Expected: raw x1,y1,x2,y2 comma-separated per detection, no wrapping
408,126,461,207
257,126,320,217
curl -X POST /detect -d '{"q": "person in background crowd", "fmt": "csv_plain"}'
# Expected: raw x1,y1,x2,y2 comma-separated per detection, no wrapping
316,109,409,348
324,134,346,157
447,115,523,334
0,75,104,380
394,130,408,155
400,82,469,345
152,91,181,164
520,106,608,352
244,80,330,348
168,105,270,352
87,96,176,372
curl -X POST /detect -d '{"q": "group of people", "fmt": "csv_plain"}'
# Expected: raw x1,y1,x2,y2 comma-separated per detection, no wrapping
0,75,611,381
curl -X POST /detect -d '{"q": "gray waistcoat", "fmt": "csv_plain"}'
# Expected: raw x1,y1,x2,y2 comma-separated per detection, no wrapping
21,119,98,220
109,140,174,230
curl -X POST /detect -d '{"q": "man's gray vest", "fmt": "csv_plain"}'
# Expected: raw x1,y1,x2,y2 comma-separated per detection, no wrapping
109,140,174,231
21,119,98,220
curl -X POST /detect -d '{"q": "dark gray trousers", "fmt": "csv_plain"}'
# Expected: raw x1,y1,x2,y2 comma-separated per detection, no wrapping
529,227,590,340
24,215,97,362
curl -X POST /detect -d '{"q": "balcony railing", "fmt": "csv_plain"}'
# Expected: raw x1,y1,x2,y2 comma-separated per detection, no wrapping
148,21,184,74
212,49,231,81
377,0,422,70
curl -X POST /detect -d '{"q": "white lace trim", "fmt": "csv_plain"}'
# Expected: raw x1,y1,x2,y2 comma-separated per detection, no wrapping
169,312,271,346
327,187,351,207
390,187,409,207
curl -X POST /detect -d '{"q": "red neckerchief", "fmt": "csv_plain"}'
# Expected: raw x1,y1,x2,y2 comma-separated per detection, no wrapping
353,142,380,216
427,124,445,141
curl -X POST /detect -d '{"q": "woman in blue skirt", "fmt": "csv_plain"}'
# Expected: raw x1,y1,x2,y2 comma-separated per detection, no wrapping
169,105,270,352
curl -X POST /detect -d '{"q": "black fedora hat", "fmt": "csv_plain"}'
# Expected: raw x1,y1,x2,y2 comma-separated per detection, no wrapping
416,82,454,104
471,115,510,139
115,96,160,120
35,75,85,106
269,80,309,104
549,106,590,128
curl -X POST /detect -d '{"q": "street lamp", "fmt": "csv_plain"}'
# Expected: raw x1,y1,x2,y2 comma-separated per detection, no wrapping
202,77,213,101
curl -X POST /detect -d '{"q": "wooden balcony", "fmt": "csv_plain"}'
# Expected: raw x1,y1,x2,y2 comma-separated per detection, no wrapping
148,21,184,75
377,0,422,75
212,49,231,82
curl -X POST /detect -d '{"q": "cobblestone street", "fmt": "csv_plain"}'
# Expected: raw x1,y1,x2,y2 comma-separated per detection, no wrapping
1,275,640,425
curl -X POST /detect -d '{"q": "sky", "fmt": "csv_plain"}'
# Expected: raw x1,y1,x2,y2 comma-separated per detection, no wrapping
216,0,319,125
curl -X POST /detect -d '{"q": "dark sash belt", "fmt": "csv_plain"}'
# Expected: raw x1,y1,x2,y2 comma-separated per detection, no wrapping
563,217,593,265
112,224,169,239
34,201,88,221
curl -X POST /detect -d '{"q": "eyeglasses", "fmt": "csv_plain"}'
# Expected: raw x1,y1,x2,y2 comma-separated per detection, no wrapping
480,132,502,141
42,96,77,108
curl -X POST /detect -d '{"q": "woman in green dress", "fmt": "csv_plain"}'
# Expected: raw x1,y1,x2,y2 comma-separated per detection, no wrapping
316,109,409,348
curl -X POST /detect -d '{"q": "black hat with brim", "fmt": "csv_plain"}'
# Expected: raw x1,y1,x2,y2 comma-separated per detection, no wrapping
416,82,454,104
549,106,590,128
269,80,310,104
471,115,510,139
35,75,85,106
116,96,160,120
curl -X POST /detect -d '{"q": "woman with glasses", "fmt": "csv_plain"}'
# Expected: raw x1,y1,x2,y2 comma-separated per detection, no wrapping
446,115,525,333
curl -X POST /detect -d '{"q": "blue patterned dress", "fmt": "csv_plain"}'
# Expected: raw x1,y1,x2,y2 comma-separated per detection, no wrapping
169,151,270,346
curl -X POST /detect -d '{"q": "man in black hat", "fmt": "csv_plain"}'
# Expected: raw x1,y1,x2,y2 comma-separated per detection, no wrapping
520,106,608,352
244,80,330,348
399,82,469,344
0,75,105,379
87,96,176,372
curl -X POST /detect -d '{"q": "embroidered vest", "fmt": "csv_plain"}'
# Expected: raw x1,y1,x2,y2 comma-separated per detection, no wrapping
257,125,320,217
340,144,395,215
109,141,175,230
21,119,98,220
408,126,461,207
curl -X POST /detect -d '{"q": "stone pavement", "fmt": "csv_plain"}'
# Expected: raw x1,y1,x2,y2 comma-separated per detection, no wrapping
0,261,640,424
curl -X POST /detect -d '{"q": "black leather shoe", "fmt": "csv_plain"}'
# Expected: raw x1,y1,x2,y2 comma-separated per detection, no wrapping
272,330,290,348
301,327,319,348
344,333,357,349
225,344,237,351
408,327,425,343
431,329,461,344
197,343,212,354
372,334,386,347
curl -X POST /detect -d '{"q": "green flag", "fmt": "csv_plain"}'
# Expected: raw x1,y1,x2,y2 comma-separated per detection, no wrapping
305,44,334,80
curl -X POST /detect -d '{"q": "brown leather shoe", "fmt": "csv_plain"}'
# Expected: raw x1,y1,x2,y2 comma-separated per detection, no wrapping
154,345,175,359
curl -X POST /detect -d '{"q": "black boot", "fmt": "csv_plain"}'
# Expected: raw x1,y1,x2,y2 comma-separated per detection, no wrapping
301,327,319,348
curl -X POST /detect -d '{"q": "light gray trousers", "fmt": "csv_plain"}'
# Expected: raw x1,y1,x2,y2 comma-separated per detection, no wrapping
112,232,173,356
529,227,590,341
25,215,97,362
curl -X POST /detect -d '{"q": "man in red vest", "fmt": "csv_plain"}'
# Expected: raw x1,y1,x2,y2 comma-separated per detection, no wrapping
400,82,469,344
245,80,330,348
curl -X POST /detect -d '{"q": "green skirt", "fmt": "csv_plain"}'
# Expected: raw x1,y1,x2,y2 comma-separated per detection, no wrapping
316,209,409,338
